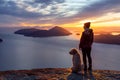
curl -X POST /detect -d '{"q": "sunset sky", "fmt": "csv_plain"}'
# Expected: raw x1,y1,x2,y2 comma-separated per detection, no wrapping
0,0,120,28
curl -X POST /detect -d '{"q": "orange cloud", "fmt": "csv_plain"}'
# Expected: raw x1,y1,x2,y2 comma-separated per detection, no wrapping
20,22,54,27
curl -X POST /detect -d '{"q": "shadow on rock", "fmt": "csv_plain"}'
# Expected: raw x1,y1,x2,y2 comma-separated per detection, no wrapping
3,73,36,80
67,73,83,80
67,71,96,80
83,71,96,80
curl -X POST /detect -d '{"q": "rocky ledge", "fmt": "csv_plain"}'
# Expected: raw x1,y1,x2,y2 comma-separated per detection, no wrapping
0,68,120,80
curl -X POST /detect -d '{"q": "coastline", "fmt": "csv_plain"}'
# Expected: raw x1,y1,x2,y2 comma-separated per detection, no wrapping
0,68,120,80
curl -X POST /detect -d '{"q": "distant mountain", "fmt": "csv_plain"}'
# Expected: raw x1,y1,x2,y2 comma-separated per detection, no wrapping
94,34,120,45
0,38,3,42
14,26,72,37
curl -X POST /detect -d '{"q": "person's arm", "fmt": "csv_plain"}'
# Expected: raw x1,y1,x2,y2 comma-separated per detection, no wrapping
79,32,84,49
90,30,94,45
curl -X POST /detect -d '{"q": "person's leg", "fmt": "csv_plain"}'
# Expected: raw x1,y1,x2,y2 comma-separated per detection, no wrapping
86,48,92,71
82,48,87,71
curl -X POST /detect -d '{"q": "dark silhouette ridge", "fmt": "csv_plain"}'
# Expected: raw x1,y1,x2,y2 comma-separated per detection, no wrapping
94,34,120,45
14,26,72,37
0,38,3,42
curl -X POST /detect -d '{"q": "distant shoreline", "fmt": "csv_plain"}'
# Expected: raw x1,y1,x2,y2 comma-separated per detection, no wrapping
94,42,120,45
94,34,120,45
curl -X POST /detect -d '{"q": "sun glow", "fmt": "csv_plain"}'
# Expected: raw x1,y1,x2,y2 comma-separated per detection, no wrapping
19,12,120,34
77,12,120,28
111,32,120,35
92,20,120,27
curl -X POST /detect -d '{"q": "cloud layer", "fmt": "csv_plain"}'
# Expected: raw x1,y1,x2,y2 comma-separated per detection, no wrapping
0,0,120,27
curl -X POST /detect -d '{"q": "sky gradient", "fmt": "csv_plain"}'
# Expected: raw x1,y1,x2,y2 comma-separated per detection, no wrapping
0,0,120,28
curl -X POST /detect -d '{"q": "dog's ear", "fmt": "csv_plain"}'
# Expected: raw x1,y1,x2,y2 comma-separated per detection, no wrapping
69,51,73,55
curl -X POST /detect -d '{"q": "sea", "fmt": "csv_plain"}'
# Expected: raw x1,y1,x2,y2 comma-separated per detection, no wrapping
0,27,120,71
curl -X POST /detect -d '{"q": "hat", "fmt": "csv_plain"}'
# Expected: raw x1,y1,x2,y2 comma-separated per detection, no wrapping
84,22,91,28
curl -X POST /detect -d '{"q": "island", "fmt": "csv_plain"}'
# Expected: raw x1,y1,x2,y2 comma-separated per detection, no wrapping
0,38,3,42
14,26,72,37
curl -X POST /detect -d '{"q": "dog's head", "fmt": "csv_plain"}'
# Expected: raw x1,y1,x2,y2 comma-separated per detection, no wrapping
69,48,78,55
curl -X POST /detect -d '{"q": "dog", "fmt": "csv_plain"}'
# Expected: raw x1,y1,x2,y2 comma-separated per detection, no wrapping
69,48,82,73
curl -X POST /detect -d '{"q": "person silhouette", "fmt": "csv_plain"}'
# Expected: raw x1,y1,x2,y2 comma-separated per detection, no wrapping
79,22,94,72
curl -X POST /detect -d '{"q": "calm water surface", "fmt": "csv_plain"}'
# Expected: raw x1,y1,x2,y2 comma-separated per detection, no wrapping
0,33,120,71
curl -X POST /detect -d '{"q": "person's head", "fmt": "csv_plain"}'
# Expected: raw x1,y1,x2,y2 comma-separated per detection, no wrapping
69,48,79,55
84,22,91,30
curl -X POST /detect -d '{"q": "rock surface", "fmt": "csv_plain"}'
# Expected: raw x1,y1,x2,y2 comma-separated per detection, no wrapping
0,68,120,80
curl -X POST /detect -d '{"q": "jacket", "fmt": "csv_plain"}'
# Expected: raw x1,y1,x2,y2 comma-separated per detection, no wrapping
79,29,94,48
